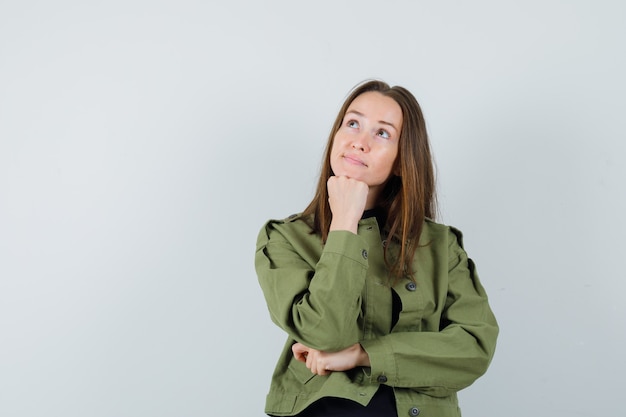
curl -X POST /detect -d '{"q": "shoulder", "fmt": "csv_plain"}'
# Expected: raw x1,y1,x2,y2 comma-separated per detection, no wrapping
256,213,316,247
264,212,312,231
422,218,466,249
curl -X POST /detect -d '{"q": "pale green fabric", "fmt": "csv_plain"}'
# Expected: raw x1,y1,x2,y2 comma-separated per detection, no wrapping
255,214,498,417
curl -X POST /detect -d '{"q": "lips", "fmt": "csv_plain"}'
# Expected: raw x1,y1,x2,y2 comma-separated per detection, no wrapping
343,154,367,167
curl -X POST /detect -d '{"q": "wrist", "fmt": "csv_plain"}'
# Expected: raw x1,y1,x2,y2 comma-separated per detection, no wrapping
329,216,360,234
357,344,371,367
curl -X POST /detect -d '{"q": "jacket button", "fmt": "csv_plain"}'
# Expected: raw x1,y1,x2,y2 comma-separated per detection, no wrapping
377,375,387,383
409,407,420,416
361,249,368,260
405,282,417,291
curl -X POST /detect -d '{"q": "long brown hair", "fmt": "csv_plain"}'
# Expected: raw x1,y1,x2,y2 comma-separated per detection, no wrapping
302,79,437,282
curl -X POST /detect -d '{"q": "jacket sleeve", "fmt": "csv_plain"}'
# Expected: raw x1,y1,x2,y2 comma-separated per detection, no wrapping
359,228,499,397
255,220,369,351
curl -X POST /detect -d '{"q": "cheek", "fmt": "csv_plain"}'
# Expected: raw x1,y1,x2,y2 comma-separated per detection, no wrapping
329,135,341,154
329,141,340,171
332,132,347,147
330,133,350,158
384,148,399,173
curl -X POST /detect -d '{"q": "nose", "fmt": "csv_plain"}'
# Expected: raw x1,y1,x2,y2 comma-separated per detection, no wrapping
351,131,370,152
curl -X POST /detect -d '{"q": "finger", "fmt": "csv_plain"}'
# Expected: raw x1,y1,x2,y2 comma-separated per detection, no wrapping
305,350,314,371
316,360,329,376
312,354,330,376
291,343,307,362
311,359,322,375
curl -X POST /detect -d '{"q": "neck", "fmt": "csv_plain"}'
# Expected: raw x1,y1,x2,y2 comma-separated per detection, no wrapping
365,188,380,210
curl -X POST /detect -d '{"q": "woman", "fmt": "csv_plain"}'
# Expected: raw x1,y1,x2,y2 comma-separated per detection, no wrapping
255,80,498,417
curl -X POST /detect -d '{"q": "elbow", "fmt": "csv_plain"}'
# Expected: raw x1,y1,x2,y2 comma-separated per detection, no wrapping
291,313,359,351
449,323,499,391
464,323,499,385
295,321,359,351
289,300,361,351
477,320,499,366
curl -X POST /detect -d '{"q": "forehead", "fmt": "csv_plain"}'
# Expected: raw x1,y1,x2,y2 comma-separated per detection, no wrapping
346,91,403,127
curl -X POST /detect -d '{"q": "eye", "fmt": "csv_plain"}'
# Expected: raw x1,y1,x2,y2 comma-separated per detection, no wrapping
347,120,359,129
377,129,390,139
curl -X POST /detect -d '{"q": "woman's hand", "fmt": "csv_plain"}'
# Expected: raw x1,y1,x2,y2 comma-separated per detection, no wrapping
292,342,371,376
327,176,369,234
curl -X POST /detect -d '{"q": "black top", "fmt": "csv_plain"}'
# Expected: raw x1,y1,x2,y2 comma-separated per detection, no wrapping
296,385,397,417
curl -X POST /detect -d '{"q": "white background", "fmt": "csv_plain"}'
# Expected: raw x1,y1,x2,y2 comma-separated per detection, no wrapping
1,1,625,416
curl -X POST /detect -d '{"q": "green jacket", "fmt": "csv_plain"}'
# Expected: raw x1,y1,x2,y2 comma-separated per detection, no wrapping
255,213,498,417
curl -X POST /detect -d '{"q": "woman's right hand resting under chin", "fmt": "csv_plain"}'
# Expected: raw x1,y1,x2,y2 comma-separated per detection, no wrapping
287,177,370,376
327,176,369,234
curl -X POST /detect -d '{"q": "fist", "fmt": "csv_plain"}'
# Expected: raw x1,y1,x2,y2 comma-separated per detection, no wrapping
327,176,368,233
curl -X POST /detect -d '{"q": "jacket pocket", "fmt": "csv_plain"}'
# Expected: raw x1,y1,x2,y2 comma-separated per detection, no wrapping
288,359,318,385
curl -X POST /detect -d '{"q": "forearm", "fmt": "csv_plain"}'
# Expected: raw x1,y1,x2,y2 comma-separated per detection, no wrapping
257,227,370,351
361,318,498,396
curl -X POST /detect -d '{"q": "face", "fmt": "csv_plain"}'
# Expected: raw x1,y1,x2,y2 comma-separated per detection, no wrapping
330,91,403,204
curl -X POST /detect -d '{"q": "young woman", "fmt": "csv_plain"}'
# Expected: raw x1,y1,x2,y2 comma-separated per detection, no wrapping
255,80,498,417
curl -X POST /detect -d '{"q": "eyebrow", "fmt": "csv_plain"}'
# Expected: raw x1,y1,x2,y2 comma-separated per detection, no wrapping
345,110,399,132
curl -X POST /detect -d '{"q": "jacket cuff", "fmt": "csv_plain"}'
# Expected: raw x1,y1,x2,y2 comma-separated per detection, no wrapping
360,336,396,385
323,230,370,268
